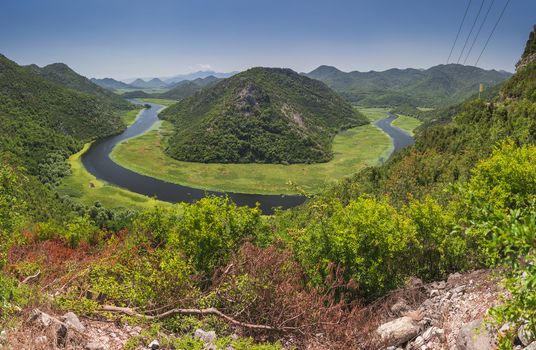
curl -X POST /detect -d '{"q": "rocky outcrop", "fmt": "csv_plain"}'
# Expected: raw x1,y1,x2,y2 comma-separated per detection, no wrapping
455,319,496,350
377,316,421,346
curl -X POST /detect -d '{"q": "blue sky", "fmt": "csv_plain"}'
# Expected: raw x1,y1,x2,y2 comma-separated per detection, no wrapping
1,0,534,79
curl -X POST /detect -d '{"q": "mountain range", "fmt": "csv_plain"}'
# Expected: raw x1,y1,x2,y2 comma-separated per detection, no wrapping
305,64,512,107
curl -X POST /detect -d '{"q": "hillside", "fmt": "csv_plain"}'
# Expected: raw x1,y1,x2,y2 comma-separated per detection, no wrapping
0,54,126,174
90,77,134,90
305,63,511,107
158,76,221,99
160,67,368,164
26,63,133,110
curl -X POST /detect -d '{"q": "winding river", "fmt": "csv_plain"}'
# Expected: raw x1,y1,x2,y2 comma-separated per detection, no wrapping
81,102,414,214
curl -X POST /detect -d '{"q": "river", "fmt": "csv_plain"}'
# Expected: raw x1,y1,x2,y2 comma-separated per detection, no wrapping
81,102,414,214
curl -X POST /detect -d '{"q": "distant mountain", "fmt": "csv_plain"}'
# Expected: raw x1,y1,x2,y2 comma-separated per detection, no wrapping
305,64,512,107
122,76,222,101
160,67,367,164
91,77,134,90
159,76,221,100
130,78,168,89
25,63,132,110
0,54,125,173
163,70,238,84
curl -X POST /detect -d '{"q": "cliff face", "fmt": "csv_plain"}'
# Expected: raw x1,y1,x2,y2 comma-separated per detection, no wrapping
516,25,536,70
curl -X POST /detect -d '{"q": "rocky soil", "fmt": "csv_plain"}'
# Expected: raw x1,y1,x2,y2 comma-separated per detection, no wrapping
0,269,533,349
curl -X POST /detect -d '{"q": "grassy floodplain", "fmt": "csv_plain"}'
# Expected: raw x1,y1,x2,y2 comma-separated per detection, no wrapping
391,114,422,136
111,119,393,195
138,98,178,106
57,143,168,210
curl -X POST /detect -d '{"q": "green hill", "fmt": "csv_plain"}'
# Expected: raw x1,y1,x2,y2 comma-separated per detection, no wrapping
306,64,511,107
0,54,126,175
160,67,368,164
26,63,133,110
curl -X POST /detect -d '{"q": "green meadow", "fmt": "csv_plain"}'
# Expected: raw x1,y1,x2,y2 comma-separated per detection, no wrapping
391,114,422,136
111,120,393,195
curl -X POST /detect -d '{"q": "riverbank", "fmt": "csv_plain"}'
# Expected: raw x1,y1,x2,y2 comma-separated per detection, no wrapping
57,142,168,211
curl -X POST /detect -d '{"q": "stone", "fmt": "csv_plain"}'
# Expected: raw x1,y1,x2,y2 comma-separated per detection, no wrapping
376,316,420,347
148,339,160,349
525,341,536,350
456,319,495,350
391,299,410,315
194,329,217,343
86,342,109,350
29,309,53,328
430,290,440,297
62,312,85,332
519,323,535,347
34,336,48,346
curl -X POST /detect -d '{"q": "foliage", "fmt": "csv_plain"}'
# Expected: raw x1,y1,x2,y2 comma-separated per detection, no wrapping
306,64,511,108
134,197,265,274
160,67,368,164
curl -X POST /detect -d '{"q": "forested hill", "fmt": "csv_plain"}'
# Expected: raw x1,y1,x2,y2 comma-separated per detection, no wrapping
305,63,511,107
160,67,368,164
26,62,133,110
0,54,126,174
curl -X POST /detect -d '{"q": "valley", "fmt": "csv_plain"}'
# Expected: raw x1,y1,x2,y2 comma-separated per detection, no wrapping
1,4,534,347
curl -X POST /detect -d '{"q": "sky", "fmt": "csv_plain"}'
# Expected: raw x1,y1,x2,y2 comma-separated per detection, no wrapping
1,0,534,80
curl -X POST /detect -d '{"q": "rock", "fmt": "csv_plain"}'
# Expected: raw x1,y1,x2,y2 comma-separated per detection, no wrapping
194,329,217,343
62,312,85,332
519,323,535,347
34,335,48,346
376,316,420,347
430,290,440,297
456,319,495,350
86,342,109,350
0,330,5,344
29,309,53,328
525,341,536,350
391,299,410,315
148,339,160,349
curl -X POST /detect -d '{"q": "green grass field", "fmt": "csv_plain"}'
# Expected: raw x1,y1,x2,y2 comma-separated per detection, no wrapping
111,120,392,195
138,98,177,106
57,143,168,210
391,114,422,136
121,108,144,126
355,107,391,122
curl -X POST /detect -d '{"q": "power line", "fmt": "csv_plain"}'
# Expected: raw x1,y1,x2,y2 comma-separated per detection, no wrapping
474,0,511,67
463,0,496,64
457,0,485,64
447,0,473,64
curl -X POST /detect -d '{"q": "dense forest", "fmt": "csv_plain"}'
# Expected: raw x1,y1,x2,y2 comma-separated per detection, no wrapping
0,27,534,349
160,67,368,164
306,63,511,107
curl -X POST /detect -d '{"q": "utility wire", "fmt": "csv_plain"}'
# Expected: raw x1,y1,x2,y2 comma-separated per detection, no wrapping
463,0,496,64
447,0,473,64
457,0,486,64
474,0,511,67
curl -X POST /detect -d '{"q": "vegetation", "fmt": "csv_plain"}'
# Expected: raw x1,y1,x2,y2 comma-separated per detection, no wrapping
160,67,368,164
57,143,167,211
391,114,422,136
111,120,391,194
26,62,133,110
0,27,535,350
306,63,511,108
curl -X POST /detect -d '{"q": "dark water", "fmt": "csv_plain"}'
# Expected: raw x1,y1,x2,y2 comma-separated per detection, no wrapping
374,112,416,150
81,103,413,214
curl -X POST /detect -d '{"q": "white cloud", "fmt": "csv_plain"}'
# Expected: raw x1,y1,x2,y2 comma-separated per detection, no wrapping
196,63,212,71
